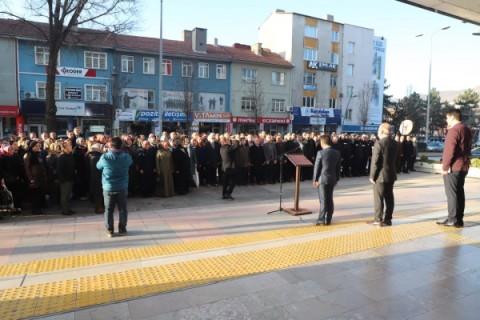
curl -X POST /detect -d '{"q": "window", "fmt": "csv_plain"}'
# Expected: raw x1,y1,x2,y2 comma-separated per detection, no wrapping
347,64,354,76
198,62,209,78
147,90,155,109
331,30,339,42
84,51,107,69
346,86,354,97
143,57,155,74
271,99,285,112
331,53,339,64
304,72,316,85
35,46,59,65
329,99,336,108
242,68,256,82
36,82,60,100
304,25,317,38
347,41,355,54
241,97,256,111
272,72,285,85
182,61,193,77
162,59,172,76
85,84,107,102
346,109,352,120
121,55,134,73
303,96,315,107
216,64,227,79
303,48,318,61
330,75,337,87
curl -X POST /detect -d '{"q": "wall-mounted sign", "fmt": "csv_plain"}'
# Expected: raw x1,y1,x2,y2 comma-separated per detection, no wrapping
64,87,82,100
90,125,105,132
53,66,97,78
307,61,337,72
56,101,85,116
116,109,136,121
121,88,152,109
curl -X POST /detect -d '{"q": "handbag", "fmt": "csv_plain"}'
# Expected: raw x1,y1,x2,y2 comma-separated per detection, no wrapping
0,185,13,207
192,169,200,188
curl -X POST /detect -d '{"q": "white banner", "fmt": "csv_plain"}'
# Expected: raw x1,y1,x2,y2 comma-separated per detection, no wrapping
115,109,136,121
121,88,151,109
370,37,386,125
56,101,85,116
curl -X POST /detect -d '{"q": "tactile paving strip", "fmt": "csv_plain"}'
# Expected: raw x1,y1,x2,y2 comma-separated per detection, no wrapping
1,217,478,320
0,218,365,278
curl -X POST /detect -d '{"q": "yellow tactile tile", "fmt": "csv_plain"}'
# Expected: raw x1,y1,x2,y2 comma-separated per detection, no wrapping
0,218,366,278
1,217,478,320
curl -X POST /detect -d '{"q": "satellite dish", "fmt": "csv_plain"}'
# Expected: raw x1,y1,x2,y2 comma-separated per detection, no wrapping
399,120,413,135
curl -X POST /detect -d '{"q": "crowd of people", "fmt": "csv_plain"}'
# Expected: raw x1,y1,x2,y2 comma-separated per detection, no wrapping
0,126,420,217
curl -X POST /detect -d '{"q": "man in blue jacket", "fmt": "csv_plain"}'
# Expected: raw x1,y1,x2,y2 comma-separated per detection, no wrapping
96,137,133,237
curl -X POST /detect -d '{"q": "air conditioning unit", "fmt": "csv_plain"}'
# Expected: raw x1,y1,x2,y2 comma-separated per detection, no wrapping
286,106,293,112
24,91,36,99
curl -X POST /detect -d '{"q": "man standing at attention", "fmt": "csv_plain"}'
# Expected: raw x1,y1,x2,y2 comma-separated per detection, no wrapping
97,137,133,237
369,123,398,226
219,135,239,200
437,108,472,227
313,135,341,226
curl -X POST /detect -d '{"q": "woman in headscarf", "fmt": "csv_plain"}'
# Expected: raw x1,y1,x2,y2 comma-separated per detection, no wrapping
155,139,174,197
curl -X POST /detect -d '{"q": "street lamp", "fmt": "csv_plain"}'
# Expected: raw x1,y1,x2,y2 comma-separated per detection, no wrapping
157,0,164,135
341,94,357,133
416,25,450,142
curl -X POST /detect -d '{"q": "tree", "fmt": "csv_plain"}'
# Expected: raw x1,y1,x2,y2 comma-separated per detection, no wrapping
392,92,424,135
1,0,139,132
179,71,196,135
428,88,444,135
242,79,268,132
382,80,395,123
356,82,371,132
454,88,480,127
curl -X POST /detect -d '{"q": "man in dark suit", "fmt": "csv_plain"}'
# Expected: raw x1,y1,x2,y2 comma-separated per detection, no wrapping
313,135,341,226
437,108,472,227
369,123,398,226
219,135,239,200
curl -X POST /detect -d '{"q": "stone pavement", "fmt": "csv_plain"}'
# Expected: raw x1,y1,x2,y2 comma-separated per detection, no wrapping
1,172,480,319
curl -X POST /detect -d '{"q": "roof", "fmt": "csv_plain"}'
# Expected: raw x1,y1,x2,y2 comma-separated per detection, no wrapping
0,18,292,67
396,0,480,26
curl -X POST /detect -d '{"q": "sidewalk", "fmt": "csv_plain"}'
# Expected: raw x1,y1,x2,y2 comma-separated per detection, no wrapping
1,172,480,319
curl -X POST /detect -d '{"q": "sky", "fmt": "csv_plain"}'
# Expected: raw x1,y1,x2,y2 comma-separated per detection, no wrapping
5,0,480,100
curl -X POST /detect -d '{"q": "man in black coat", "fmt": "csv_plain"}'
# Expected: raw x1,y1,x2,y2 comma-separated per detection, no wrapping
313,135,341,226
249,137,266,185
369,123,398,226
219,135,239,200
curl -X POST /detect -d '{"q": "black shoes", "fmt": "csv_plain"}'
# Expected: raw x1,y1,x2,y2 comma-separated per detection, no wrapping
222,194,234,200
106,229,114,238
383,219,392,226
118,228,127,236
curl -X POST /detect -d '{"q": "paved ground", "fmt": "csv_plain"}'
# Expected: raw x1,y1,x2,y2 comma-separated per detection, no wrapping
1,171,480,319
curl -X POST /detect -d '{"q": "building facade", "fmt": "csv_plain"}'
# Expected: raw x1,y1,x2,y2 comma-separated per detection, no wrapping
259,10,386,133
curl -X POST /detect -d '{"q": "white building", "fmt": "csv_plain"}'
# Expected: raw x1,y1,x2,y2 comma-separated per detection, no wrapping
259,10,386,133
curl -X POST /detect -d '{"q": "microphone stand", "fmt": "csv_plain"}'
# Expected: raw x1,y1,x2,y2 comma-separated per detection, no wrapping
266,148,297,215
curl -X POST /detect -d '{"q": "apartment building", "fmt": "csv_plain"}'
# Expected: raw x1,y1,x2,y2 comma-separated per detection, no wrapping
259,10,386,133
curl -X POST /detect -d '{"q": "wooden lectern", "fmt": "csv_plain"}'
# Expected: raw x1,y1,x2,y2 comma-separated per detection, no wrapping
284,154,313,216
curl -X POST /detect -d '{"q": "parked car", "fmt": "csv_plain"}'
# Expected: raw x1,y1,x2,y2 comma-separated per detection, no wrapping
426,142,444,152
471,147,480,159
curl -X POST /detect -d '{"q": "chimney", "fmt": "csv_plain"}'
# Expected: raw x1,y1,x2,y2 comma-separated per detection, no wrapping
214,37,218,47
251,42,262,56
325,14,334,21
192,27,207,53
182,30,192,42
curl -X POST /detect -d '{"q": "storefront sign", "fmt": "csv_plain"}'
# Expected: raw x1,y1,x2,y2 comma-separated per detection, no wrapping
90,125,105,132
64,87,82,100
260,117,290,124
163,110,187,122
136,110,160,121
307,61,337,72
53,66,97,78
56,101,85,116
193,111,230,123
116,109,136,121
0,106,19,116
231,116,256,124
